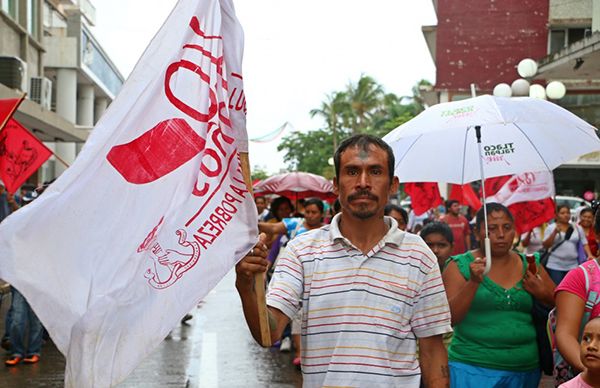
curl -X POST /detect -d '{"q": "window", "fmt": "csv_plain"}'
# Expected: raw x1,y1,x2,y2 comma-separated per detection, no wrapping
549,28,591,54
1,0,18,20
27,0,38,38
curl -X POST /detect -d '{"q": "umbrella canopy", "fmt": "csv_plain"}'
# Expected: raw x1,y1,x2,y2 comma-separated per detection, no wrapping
254,172,336,201
383,95,600,184
383,94,600,275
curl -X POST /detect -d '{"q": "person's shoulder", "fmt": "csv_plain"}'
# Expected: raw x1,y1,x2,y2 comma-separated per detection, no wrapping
391,232,439,268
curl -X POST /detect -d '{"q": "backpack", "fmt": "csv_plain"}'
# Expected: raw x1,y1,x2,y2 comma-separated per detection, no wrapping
548,260,600,385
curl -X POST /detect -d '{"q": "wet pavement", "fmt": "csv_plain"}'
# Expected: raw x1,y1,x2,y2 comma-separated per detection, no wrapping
0,271,302,387
0,273,555,388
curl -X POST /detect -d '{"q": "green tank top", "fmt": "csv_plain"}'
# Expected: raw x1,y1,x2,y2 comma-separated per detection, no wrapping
447,251,539,371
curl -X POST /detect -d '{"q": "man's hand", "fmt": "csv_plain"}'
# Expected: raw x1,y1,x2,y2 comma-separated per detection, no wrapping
235,233,268,293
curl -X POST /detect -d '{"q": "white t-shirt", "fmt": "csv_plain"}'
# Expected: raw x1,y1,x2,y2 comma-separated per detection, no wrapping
545,223,588,271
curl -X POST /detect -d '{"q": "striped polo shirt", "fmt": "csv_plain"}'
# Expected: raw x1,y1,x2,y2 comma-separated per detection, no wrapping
266,214,452,388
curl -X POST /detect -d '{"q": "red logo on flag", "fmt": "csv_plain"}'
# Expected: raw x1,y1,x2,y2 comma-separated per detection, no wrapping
0,119,52,194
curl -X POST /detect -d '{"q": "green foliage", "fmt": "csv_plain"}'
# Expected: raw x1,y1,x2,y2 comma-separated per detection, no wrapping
251,166,270,181
278,75,431,174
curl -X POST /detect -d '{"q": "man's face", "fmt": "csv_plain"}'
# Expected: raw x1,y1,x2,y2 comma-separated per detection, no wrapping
423,233,453,267
450,202,460,216
334,145,398,220
255,198,266,214
304,204,323,227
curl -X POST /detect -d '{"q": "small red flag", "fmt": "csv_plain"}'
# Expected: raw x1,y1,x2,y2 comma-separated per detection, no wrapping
449,184,482,211
405,182,442,216
508,198,555,234
0,97,25,130
0,119,52,194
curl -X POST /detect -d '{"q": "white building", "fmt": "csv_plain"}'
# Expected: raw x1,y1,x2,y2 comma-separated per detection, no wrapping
0,0,124,183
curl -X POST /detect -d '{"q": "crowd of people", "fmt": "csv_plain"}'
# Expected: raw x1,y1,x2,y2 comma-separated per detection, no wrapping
237,134,600,387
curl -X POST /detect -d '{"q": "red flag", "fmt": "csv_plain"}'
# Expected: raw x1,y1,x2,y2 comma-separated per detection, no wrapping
0,119,52,194
508,198,555,234
405,182,442,216
449,184,482,211
482,175,511,197
0,97,25,130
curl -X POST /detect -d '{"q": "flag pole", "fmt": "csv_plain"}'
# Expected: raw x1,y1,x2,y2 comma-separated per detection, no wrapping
0,93,26,132
51,152,71,169
239,151,272,347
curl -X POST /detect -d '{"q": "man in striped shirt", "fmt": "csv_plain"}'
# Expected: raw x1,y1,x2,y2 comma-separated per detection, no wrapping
236,134,451,387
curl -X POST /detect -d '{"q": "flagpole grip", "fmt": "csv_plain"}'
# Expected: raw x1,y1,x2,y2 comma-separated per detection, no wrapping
240,151,272,347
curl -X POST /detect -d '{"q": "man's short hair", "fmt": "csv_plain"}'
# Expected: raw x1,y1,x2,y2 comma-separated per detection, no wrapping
334,134,395,181
384,204,408,224
420,221,454,244
475,202,514,231
445,199,459,210
254,196,266,203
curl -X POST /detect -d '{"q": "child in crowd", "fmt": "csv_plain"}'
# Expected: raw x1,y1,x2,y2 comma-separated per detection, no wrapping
420,221,454,269
560,317,600,387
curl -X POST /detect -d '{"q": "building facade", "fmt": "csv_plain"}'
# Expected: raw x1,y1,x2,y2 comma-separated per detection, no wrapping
422,0,600,196
0,0,123,183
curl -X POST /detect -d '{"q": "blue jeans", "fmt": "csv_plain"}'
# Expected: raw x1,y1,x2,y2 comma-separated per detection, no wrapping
449,361,541,388
546,268,569,285
9,288,43,357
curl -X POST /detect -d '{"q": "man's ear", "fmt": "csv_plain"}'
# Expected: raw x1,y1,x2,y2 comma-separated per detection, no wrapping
389,176,400,195
333,177,339,196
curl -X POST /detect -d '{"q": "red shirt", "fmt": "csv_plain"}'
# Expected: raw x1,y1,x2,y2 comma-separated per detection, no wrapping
582,224,599,257
442,213,470,255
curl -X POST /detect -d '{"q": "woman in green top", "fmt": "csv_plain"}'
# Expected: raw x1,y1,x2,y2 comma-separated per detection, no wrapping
442,202,555,388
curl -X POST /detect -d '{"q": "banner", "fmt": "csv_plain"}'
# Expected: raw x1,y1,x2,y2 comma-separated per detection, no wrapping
487,171,555,207
404,182,442,216
0,119,52,194
0,0,256,387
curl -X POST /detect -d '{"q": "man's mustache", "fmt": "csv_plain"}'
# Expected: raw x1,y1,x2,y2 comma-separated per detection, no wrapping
348,190,378,201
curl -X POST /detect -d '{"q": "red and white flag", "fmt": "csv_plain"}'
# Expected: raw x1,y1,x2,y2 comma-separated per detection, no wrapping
486,171,555,207
0,1,256,386
0,119,52,194
484,171,556,233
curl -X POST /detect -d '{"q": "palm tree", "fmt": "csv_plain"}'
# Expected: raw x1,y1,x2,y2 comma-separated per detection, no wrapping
309,91,350,153
346,75,384,134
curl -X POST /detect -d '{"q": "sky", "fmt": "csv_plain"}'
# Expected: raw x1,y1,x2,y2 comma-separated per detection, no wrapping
91,0,438,173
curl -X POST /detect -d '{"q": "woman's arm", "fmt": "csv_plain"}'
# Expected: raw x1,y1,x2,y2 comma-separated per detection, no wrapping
523,265,556,307
542,227,559,249
258,221,287,236
555,291,586,372
442,259,485,326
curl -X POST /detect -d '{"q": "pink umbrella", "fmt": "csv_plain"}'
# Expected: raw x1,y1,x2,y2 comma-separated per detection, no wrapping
254,172,336,201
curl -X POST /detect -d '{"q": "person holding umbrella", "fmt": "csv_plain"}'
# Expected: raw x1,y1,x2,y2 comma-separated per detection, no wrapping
443,202,555,387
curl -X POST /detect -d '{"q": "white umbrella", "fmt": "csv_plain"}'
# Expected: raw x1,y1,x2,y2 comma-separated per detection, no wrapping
383,94,600,273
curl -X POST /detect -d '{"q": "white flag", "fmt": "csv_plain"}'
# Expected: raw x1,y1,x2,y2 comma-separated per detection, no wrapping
0,0,256,386
487,171,555,206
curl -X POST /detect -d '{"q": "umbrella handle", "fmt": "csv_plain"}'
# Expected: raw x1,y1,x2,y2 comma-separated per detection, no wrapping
483,238,492,275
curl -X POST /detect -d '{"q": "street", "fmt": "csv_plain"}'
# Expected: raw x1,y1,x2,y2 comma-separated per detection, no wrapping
0,271,302,388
